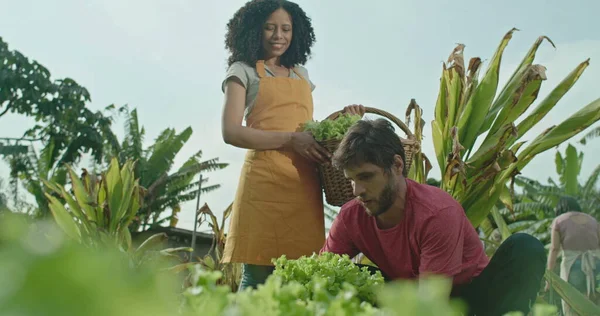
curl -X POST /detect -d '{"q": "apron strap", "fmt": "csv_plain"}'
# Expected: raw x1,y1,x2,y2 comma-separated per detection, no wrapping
256,60,267,78
291,67,306,81
256,60,306,81
581,251,597,297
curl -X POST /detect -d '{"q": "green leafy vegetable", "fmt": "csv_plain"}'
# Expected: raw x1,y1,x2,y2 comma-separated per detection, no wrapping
272,252,384,305
303,114,361,141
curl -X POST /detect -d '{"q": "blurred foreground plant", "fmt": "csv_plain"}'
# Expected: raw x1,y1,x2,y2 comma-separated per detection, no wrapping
0,213,562,316
182,253,559,316
42,157,192,267
0,212,186,316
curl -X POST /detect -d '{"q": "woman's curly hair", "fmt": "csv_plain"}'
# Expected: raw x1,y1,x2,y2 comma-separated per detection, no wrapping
225,0,316,68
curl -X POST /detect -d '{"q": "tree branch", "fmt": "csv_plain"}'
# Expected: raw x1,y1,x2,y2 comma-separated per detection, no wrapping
0,104,13,117
0,136,43,142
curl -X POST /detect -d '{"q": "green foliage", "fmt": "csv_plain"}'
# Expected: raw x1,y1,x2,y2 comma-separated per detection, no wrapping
0,178,10,212
302,113,361,141
183,254,559,316
579,125,600,145
0,213,185,316
42,157,192,269
1,37,119,217
185,266,381,316
0,143,28,156
271,252,384,306
513,144,600,220
545,270,600,315
0,215,559,316
0,37,116,163
103,107,228,231
423,28,600,229
42,157,143,249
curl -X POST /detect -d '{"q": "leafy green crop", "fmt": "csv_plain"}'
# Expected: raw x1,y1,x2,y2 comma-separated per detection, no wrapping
184,263,380,316
302,114,361,141
271,252,384,305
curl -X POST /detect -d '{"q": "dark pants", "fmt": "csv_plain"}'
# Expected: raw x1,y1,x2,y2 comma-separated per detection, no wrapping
359,233,546,316
452,233,547,316
238,263,274,291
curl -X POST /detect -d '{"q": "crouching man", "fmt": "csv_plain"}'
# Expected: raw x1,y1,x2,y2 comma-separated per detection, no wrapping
320,118,546,316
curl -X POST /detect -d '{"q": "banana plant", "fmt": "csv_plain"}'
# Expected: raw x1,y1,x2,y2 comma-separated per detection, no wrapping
579,125,600,145
42,157,192,267
545,270,600,315
102,106,228,232
424,28,600,228
512,144,600,220
406,99,432,184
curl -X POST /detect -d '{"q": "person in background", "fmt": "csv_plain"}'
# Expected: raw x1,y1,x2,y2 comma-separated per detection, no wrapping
220,0,364,291
546,196,600,315
321,118,546,316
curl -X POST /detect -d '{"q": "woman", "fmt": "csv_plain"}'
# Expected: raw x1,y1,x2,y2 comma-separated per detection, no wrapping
546,196,600,315
220,0,364,290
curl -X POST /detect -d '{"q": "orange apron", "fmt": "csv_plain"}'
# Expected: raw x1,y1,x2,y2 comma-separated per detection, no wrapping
222,60,325,266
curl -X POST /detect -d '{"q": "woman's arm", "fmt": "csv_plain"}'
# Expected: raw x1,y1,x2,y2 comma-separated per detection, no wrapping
222,78,292,150
221,78,330,163
547,222,561,271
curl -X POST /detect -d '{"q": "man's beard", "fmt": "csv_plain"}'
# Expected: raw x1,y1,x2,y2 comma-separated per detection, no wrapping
364,176,397,217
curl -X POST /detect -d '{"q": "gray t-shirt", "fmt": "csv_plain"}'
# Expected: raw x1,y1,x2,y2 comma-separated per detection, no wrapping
221,61,315,119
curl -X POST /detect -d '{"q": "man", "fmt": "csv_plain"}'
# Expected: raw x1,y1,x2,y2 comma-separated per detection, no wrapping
320,118,546,316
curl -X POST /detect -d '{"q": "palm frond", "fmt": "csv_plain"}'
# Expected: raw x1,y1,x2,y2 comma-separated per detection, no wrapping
38,139,57,179
579,125,600,145
158,152,205,196
165,179,200,197
152,185,220,211
125,108,144,163
521,218,553,235
514,176,550,194
168,158,228,184
10,154,48,216
507,220,537,233
55,126,104,167
582,164,600,196
144,127,192,184
513,202,554,217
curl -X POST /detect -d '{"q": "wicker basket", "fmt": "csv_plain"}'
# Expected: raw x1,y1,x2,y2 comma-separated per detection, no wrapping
317,107,420,207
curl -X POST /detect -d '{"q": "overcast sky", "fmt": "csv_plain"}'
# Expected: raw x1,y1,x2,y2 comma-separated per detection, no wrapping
1,0,599,233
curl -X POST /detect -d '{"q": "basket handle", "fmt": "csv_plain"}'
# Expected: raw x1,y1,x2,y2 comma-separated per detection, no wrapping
325,107,415,138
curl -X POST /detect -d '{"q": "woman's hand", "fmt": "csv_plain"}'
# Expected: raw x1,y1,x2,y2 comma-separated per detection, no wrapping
287,132,331,164
344,104,366,117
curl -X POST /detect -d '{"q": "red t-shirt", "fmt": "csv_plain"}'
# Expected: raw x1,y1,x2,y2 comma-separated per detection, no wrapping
320,179,489,286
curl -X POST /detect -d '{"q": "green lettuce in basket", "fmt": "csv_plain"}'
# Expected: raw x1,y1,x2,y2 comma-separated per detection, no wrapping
303,113,361,142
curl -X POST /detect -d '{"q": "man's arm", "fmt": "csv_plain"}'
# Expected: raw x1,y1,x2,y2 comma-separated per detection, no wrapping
418,206,465,280
320,211,360,258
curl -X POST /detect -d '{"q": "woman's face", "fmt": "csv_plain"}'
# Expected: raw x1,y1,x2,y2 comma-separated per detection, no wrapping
261,8,292,61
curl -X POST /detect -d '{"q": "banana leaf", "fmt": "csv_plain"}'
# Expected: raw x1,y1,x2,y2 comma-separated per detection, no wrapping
545,270,600,315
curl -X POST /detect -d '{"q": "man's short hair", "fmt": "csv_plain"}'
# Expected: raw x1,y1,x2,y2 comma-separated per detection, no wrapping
332,118,408,176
